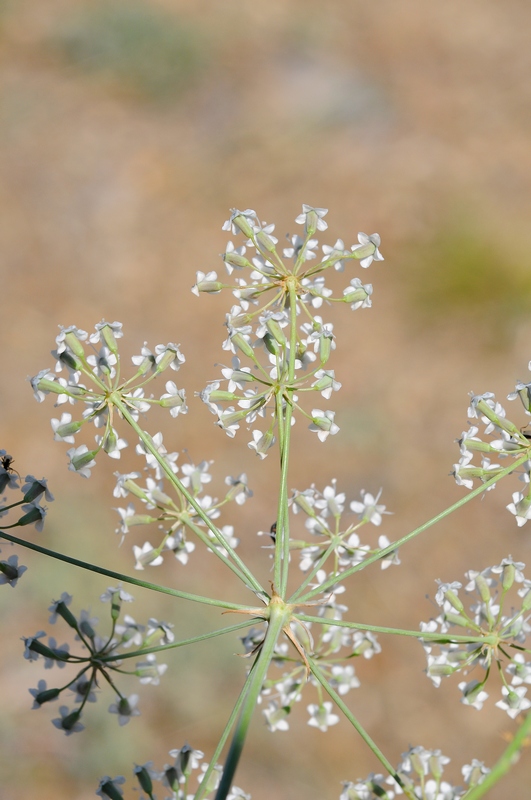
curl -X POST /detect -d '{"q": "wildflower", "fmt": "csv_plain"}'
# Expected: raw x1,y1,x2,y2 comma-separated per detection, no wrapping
0,555,27,587
108,694,141,725
307,701,339,731
351,233,384,268
350,490,389,526
96,776,126,800
52,705,85,735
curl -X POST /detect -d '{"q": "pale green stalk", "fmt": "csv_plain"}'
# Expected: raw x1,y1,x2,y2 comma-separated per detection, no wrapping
0,530,249,611
308,656,417,800
461,711,531,799
99,620,259,663
277,281,299,597
296,613,497,644
193,661,258,800
214,599,291,800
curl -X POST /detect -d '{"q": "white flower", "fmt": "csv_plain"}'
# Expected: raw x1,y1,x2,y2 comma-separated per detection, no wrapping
160,381,187,417
108,694,140,725
295,204,329,233
496,685,531,718
0,555,27,587
96,777,125,798
307,701,339,731
52,705,85,735
329,665,360,695
263,700,290,732
351,232,384,268
133,542,164,570
459,680,489,710
350,489,389,526
507,491,531,526
309,409,339,442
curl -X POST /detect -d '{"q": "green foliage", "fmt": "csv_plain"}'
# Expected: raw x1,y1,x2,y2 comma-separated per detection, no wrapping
410,220,531,339
52,0,207,103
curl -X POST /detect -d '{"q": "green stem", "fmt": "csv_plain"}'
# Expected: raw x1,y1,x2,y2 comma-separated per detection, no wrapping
193,662,258,800
0,531,249,611
308,657,417,800
99,619,260,663
277,282,299,597
214,599,290,800
293,454,529,604
111,395,265,597
461,711,531,800
296,613,496,644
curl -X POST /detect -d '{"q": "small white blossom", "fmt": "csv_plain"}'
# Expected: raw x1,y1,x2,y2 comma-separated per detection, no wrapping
307,701,339,731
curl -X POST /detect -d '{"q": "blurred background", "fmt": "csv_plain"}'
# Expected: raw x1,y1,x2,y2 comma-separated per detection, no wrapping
2,1,531,798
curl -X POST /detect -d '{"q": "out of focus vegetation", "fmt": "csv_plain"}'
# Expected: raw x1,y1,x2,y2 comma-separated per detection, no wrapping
52,1,206,102
410,217,531,344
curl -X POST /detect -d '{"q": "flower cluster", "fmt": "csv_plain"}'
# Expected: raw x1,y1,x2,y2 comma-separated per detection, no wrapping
24,587,170,734
286,481,396,576
241,593,381,734
30,322,186,477
113,458,251,570
453,375,531,524
421,557,531,717
196,206,383,457
340,746,489,799
96,744,250,800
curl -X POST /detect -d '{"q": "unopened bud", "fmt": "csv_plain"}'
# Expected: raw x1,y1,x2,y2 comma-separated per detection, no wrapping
230,333,254,359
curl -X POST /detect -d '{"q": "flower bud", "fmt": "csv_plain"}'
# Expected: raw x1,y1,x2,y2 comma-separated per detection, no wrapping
231,213,255,239
521,589,531,612
474,574,492,605
155,344,183,373
206,389,238,403
0,557,26,585
80,618,96,639
293,494,315,516
265,318,286,346
223,250,252,269
53,419,84,441
319,333,332,365
134,765,153,795
99,325,120,355
263,332,280,356
342,281,372,309
444,590,465,614
502,562,515,591
55,601,79,630
443,612,470,628
18,503,46,529
248,429,275,459
230,333,255,359
64,331,86,359
461,680,486,703
351,242,376,262
97,777,124,800
57,350,83,372
256,230,276,252
195,278,224,294
428,662,456,678
33,376,67,396
33,686,61,705
101,428,121,457
70,447,99,473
